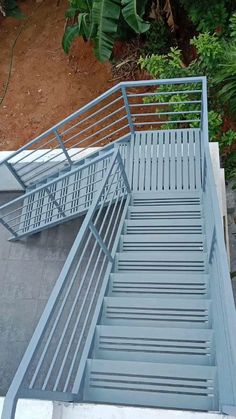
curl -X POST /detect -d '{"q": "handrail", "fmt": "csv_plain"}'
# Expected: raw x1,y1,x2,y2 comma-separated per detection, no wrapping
1,77,205,189
201,78,236,413
1,149,131,419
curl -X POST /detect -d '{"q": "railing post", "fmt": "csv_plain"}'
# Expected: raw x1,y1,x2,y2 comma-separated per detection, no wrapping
54,130,73,166
121,85,135,134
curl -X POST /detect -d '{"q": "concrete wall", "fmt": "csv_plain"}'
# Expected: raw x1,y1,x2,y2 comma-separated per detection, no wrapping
0,398,235,419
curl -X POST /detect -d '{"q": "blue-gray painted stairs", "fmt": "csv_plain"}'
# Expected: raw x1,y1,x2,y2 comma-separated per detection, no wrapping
83,191,218,411
1,77,236,419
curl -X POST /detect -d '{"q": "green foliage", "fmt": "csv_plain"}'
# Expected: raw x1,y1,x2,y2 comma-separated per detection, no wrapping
180,0,228,34
92,0,121,61
190,33,224,76
0,0,24,18
220,129,236,151
224,151,236,181
63,0,150,62
121,0,150,33
142,20,175,56
207,111,223,141
230,13,236,40
215,43,236,116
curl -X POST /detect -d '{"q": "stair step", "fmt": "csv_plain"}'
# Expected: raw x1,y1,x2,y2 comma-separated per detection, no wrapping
128,205,202,220
125,218,203,235
84,359,218,411
116,251,206,272
94,326,215,365
132,191,201,206
102,297,211,328
109,272,209,298
120,234,204,252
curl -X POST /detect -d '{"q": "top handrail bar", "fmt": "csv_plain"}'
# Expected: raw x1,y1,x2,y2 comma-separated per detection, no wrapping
0,77,205,166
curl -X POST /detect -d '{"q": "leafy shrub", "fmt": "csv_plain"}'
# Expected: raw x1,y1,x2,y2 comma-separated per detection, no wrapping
190,33,224,76
62,0,150,62
230,12,236,40
142,19,175,55
179,0,228,34
215,43,236,116
207,111,223,141
220,129,236,152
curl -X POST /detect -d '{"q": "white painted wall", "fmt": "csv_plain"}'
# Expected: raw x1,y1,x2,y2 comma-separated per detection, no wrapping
0,398,53,419
52,403,235,419
0,399,234,419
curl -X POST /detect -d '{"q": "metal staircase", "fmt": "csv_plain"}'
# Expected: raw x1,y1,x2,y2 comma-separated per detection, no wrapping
84,192,217,412
1,77,236,419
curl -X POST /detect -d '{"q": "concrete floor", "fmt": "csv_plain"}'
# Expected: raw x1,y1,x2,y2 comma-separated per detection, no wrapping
0,192,84,396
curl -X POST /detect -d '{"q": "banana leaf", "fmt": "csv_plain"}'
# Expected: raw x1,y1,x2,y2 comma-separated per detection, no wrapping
121,0,150,33
92,0,121,62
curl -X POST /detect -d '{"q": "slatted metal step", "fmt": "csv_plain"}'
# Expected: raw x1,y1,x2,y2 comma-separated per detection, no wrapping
102,297,211,328
131,130,202,193
93,326,215,365
109,272,209,298
116,251,206,272
84,359,218,411
132,191,201,205
128,205,202,220
120,234,204,252
125,218,203,235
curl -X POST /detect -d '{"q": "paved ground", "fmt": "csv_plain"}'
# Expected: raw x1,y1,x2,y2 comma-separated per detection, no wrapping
0,192,84,396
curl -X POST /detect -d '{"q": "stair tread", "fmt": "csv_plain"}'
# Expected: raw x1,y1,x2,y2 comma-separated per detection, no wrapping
94,325,214,365
117,251,205,261
102,296,211,328
84,359,218,411
111,272,208,282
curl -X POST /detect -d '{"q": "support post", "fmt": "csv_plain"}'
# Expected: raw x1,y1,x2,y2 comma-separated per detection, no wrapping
121,86,135,134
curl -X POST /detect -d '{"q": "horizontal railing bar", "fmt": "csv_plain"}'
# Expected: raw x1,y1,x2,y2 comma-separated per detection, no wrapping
60,96,123,137
120,77,204,88
64,115,127,152
134,119,201,126
62,105,126,146
132,110,202,117
17,152,69,182
127,89,202,98
129,100,202,107
11,137,59,167
67,124,129,161
14,145,64,175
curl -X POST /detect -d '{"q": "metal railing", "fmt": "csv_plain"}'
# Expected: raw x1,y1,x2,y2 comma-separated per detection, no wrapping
0,77,204,189
201,78,236,414
0,150,116,240
1,149,131,419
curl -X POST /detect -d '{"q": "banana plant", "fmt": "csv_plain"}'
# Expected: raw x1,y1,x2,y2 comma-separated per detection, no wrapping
62,0,150,62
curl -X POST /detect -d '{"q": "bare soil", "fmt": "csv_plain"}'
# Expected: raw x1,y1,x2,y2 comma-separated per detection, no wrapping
0,0,113,150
